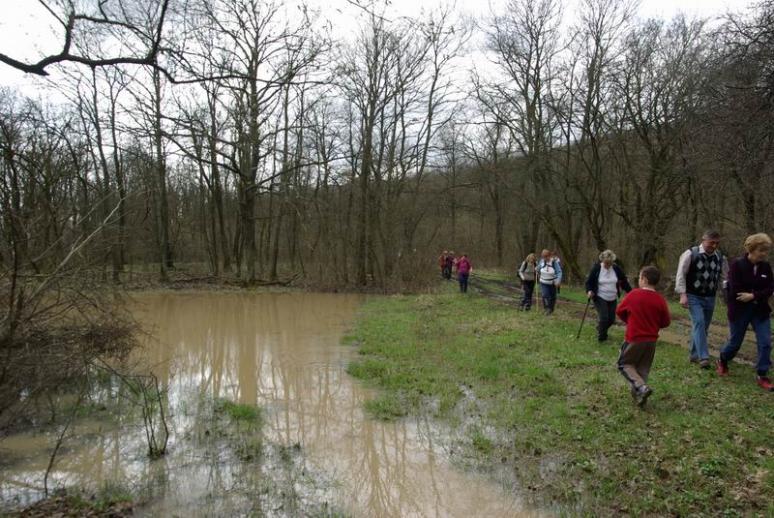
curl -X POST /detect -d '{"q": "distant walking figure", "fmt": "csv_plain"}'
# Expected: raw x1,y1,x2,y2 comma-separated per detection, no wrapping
444,252,455,280
456,253,472,293
716,233,774,392
675,230,728,368
537,249,562,315
585,250,633,342
439,251,449,279
518,253,537,311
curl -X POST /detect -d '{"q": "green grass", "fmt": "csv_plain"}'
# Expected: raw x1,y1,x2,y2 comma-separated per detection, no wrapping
362,394,408,420
210,398,264,462
89,482,134,511
346,281,774,516
51,483,133,515
215,399,262,423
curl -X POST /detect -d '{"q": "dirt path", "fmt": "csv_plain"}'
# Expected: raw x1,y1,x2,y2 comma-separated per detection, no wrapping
469,275,759,366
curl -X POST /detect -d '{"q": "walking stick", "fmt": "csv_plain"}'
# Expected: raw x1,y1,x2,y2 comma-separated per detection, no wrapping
576,297,592,339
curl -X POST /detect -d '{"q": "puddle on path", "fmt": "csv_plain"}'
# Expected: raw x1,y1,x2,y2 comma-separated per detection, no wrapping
1,292,539,517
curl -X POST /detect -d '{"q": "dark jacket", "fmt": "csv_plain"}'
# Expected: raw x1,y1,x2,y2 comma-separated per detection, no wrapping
726,255,774,322
585,263,633,298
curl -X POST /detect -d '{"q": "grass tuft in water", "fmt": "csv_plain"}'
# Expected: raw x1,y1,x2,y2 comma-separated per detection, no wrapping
215,399,262,423
363,394,408,420
470,428,494,455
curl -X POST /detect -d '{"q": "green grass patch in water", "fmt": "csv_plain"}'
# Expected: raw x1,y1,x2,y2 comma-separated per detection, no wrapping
215,399,262,423
363,394,408,420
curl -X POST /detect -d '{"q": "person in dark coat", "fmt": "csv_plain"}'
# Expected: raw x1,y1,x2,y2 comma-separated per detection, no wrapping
716,233,774,391
586,249,633,342
444,252,455,280
439,251,449,279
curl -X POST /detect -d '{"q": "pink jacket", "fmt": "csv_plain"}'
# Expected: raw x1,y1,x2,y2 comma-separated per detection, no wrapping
456,257,471,275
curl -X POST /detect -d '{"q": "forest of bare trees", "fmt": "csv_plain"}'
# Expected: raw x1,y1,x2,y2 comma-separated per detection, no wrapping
1,0,772,302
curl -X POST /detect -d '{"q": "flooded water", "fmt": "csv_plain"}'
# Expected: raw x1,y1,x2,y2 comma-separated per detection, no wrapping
0,292,536,517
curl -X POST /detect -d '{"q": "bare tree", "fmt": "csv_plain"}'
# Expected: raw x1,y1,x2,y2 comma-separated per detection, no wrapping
0,0,171,76
613,17,708,267
478,0,588,278
559,0,637,253
704,1,774,233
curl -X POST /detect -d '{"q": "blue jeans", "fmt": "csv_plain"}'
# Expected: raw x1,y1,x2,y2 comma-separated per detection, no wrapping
720,306,772,376
458,273,469,293
687,294,716,361
540,283,556,312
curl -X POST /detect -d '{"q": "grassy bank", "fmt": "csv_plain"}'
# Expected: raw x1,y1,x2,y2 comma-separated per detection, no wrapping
346,281,774,516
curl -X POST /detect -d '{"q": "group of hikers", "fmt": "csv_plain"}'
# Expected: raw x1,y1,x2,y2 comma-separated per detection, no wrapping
437,251,472,293
517,249,564,314
440,230,774,407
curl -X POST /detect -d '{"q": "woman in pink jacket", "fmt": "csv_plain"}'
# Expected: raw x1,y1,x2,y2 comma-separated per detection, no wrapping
456,254,472,293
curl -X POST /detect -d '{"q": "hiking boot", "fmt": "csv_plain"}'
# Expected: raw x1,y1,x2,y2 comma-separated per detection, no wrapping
716,359,729,377
636,385,653,407
699,359,711,369
689,356,699,364
756,376,774,392
630,386,638,400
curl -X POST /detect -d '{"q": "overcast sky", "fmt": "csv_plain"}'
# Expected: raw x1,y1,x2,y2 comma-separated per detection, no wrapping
0,0,756,91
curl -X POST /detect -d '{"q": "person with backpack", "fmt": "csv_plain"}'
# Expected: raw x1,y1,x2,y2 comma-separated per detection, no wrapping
716,233,774,391
537,249,562,315
518,253,537,310
675,230,728,368
585,249,633,342
456,253,472,293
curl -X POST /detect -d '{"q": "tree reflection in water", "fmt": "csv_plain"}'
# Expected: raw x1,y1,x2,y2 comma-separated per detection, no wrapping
1,293,532,517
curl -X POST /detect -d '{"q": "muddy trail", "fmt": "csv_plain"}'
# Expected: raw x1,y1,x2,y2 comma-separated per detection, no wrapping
469,274,759,366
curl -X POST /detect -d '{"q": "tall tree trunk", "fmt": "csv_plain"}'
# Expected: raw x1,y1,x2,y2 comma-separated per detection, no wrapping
208,93,230,272
152,68,172,280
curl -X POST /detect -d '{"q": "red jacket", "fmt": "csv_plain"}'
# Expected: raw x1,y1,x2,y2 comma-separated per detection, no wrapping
616,288,671,343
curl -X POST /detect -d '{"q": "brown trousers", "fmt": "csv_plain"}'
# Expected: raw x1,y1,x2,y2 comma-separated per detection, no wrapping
617,341,656,390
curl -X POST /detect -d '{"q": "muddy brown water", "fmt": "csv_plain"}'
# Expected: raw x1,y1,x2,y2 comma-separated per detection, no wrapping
0,292,539,517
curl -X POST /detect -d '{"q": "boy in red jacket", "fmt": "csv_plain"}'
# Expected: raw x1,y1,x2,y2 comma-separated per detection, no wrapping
615,266,672,407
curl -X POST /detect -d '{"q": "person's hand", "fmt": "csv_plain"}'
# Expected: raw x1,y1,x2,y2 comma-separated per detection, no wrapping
679,293,688,308
555,282,561,288
587,291,594,299
736,292,755,303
